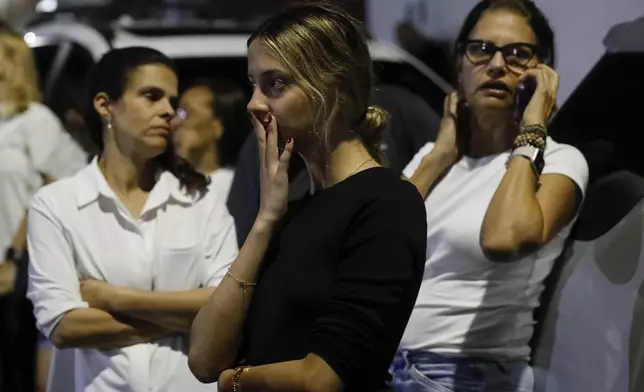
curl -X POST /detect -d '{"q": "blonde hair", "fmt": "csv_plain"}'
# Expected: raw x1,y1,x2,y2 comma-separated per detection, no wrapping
248,2,389,163
0,31,42,116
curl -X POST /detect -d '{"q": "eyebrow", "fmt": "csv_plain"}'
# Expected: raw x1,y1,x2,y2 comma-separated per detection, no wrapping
247,69,287,81
139,86,178,97
138,86,179,108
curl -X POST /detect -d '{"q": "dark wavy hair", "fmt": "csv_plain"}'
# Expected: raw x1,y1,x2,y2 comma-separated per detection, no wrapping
85,47,209,194
453,0,556,82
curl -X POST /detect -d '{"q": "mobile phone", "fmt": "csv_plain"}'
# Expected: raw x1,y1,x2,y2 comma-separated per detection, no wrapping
456,95,471,155
515,76,537,124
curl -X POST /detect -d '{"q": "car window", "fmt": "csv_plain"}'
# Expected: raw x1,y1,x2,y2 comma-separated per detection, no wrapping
550,53,644,180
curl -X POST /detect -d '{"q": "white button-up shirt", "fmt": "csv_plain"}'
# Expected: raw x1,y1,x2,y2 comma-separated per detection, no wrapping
208,167,234,199
0,102,87,258
27,158,238,392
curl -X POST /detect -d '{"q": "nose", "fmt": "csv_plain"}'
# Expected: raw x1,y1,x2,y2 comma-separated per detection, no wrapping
247,87,270,120
486,51,508,78
160,97,177,121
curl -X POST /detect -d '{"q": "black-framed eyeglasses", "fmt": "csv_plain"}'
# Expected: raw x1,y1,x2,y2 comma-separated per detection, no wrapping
460,40,541,72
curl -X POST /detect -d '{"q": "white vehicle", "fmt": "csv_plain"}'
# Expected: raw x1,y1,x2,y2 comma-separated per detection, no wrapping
529,15,644,392
24,1,451,116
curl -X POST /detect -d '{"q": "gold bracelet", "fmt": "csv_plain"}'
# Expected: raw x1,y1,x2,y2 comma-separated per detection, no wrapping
232,366,251,392
226,271,257,291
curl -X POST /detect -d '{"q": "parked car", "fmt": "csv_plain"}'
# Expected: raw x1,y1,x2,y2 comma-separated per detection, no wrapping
24,3,451,118
531,15,644,392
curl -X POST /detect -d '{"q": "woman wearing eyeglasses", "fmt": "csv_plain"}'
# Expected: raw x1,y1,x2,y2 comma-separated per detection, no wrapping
391,1,588,391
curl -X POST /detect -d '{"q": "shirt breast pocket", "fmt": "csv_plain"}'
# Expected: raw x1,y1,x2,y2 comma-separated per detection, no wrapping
155,242,204,291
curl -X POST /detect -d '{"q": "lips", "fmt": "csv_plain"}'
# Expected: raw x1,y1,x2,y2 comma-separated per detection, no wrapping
479,80,511,93
150,127,171,135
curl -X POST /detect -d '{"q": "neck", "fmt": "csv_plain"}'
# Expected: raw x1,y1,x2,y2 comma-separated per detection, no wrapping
99,143,157,194
467,109,518,158
186,145,220,175
300,135,377,190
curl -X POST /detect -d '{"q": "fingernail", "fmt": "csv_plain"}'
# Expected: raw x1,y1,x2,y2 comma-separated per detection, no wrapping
287,137,292,143
267,114,273,124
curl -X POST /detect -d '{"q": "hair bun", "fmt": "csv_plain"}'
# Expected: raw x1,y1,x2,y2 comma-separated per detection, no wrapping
356,106,390,141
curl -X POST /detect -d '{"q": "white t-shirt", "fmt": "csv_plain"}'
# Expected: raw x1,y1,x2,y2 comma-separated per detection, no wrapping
400,137,589,360
0,102,87,258
27,158,238,392
208,167,234,199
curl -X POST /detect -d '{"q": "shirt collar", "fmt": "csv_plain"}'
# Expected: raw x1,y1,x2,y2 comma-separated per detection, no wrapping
76,156,199,210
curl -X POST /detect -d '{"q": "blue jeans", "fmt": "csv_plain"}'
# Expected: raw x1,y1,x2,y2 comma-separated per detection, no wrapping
388,350,534,392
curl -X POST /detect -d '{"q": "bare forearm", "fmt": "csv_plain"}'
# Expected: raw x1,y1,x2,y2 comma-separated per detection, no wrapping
50,308,168,350
111,287,216,333
221,361,306,392
408,149,458,199
481,157,544,259
219,355,341,392
189,218,275,382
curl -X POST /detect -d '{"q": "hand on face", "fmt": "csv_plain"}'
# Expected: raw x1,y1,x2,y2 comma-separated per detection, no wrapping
459,9,555,120
519,64,559,126
250,112,294,225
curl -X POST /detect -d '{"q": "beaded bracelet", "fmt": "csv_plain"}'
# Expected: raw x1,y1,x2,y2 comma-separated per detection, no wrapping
521,123,547,138
513,131,546,150
513,124,547,150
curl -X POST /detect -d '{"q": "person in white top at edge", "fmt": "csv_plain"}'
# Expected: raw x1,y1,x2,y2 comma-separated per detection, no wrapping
390,1,589,391
0,23,87,392
174,78,250,198
26,47,238,392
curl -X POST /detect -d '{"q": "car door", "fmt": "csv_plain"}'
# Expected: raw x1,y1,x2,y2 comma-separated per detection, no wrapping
531,17,644,392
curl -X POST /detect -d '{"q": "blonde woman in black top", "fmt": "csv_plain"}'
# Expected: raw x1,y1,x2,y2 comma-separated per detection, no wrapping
188,3,427,391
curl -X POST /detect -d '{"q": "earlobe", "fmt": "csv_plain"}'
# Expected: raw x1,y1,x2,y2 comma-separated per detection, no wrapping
93,92,112,118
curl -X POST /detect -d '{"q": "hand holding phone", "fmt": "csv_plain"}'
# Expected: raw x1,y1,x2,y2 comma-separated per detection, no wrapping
515,76,537,124
518,65,560,126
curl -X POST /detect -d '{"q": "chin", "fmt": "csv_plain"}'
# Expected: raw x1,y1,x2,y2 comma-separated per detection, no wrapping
476,97,513,111
141,140,169,158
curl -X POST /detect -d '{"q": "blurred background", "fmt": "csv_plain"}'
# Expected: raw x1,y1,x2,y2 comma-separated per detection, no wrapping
1,1,644,392
3,0,644,102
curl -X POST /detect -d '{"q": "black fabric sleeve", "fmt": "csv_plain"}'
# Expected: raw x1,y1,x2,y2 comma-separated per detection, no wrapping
307,184,427,387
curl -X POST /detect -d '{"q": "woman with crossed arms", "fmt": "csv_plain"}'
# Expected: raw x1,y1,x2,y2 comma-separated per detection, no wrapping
27,47,238,392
